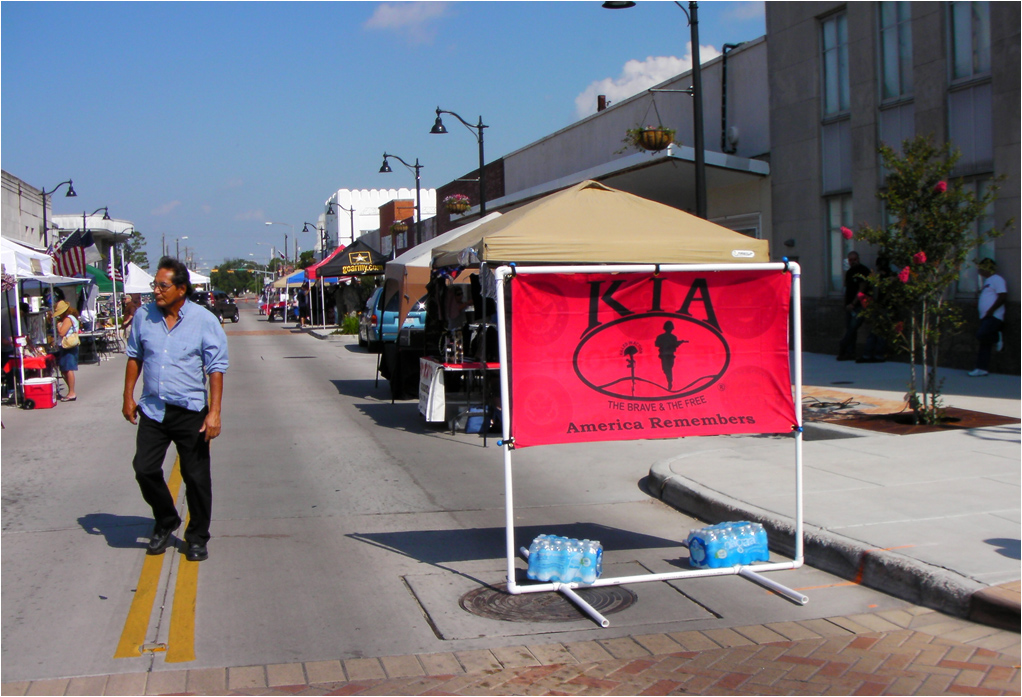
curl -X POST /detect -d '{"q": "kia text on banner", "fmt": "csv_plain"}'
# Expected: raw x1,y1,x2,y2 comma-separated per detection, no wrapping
509,270,796,447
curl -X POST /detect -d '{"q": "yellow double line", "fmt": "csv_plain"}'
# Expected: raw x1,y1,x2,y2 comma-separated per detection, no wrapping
114,458,199,663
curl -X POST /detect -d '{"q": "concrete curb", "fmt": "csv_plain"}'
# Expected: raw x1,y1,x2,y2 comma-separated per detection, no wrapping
648,457,998,623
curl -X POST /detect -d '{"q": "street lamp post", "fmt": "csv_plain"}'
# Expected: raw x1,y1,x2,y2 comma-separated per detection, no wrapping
325,201,356,246
175,235,188,259
265,221,295,270
604,1,706,219
379,153,423,247
40,179,77,248
301,222,327,259
430,107,488,215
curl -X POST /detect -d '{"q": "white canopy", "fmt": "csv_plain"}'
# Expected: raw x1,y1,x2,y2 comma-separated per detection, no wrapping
124,262,155,294
188,269,210,286
384,212,502,327
1,237,83,288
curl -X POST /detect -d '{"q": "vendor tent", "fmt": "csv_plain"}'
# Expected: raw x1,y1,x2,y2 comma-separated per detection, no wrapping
431,180,770,267
271,269,310,289
123,262,154,294
313,239,386,279
188,269,211,286
384,212,502,328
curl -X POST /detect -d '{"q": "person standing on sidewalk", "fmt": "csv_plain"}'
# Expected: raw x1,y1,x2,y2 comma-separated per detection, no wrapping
122,257,229,562
837,251,870,361
968,258,1007,377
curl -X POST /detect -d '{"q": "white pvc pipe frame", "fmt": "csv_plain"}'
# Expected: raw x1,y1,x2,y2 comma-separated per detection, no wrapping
493,262,806,626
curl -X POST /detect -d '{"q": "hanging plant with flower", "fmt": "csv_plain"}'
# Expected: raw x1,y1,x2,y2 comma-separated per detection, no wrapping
443,193,471,214
853,136,1010,424
390,220,409,233
620,125,676,153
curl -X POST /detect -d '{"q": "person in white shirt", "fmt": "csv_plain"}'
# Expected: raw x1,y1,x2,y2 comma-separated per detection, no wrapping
968,258,1007,377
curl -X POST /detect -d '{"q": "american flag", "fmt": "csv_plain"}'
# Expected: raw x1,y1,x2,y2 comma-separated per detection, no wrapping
51,229,97,278
108,256,124,283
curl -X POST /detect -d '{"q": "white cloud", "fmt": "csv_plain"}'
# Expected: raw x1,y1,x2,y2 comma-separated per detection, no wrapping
233,209,266,221
151,200,181,216
724,1,765,22
574,44,721,119
363,2,450,45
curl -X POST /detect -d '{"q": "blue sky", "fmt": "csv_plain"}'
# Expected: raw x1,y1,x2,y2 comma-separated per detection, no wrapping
2,1,765,268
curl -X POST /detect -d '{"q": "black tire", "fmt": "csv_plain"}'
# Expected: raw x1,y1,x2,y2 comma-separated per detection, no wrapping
23,399,35,410
358,332,367,348
215,312,223,323
230,311,240,323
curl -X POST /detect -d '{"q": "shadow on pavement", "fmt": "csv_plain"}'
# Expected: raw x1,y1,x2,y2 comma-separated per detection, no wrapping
985,538,1021,560
330,378,389,400
349,523,681,566
78,513,152,550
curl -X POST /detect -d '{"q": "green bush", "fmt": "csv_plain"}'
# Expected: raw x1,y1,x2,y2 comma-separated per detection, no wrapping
337,312,359,335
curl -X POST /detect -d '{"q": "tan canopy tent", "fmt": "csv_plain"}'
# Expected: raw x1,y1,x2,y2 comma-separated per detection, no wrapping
384,212,502,328
431,180,770,267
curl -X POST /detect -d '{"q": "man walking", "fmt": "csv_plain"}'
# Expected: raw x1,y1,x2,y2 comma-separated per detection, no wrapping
123,257,229,561
968,258,1007,377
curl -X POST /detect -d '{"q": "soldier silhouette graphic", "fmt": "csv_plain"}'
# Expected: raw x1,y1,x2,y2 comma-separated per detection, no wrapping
654,321,688,391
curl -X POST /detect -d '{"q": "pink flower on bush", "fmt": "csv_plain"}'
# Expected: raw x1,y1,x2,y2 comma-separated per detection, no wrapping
913,251,927,264
933,181,947,194
840,226,853,240
898,266,911,283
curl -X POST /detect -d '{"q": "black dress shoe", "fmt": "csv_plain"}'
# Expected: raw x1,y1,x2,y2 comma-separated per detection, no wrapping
146,520,181,555
185,543,208,562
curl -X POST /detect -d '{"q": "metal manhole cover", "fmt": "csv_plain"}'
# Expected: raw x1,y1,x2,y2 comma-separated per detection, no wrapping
460,583,638,623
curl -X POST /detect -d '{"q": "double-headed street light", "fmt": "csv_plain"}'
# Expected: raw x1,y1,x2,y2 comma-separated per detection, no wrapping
379,152,423,247
604,1,706,219
301,222,328,259
326,201,356,246
41,179,77,248
430,107,488,215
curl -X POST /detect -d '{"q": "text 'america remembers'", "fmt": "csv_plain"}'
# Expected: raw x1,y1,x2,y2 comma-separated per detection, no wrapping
509,270,797,448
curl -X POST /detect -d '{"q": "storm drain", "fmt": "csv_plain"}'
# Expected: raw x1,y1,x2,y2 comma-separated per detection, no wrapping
460,583,638,623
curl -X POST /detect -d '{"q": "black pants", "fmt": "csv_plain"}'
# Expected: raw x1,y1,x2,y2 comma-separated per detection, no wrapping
133,405,212,545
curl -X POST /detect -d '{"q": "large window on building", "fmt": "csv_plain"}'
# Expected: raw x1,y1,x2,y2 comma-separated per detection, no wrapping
879,1,913,101
957,177,996,296
950,1,991,81
948,2,992,172
826,194,854,294
822,13,850,116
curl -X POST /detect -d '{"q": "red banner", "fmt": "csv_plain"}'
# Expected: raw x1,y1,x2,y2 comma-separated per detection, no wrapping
509,270,796,447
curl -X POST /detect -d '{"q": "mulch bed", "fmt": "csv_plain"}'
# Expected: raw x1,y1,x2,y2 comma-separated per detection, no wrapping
818,406,1019,435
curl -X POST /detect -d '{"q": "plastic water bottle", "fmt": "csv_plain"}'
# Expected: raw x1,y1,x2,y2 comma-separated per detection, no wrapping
579,539,603,584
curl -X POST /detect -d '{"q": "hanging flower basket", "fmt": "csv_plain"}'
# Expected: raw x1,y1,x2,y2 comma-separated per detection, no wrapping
443,194,471,214
390,221,408,234
622,125,676,153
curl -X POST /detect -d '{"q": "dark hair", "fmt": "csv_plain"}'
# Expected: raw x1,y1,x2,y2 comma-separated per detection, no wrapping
157,256,194,295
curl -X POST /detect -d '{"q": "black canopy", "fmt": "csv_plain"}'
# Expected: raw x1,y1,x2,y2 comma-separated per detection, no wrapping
314,239,386,278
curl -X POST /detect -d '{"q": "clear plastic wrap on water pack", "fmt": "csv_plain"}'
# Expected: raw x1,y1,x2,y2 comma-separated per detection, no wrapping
686,521,769,569
526,535,603,584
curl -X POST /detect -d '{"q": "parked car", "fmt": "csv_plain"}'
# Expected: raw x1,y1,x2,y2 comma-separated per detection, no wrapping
191,290,240,323
358,287,427,350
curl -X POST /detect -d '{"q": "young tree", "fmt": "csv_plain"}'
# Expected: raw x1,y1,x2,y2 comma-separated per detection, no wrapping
123,229,150,269
854,136,1009,424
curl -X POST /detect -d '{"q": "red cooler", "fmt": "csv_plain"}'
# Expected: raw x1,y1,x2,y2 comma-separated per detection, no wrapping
23,377,57,409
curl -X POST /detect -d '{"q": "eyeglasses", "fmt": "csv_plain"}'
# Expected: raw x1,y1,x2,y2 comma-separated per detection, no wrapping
150,281,177,292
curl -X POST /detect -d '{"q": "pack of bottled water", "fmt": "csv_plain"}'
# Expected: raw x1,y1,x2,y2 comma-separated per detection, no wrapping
526,535,603,584
686,521,769,569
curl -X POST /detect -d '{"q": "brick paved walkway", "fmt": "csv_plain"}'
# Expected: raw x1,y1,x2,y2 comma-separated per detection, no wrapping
3,607,1017,696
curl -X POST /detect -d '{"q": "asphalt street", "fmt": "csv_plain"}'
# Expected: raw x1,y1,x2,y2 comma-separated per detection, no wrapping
0,301,968,684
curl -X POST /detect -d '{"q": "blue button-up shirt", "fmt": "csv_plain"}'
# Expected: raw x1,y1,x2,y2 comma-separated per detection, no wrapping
127,299,229,422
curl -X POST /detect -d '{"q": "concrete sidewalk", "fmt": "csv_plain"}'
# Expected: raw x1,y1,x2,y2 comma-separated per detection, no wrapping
650,353,1020,629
